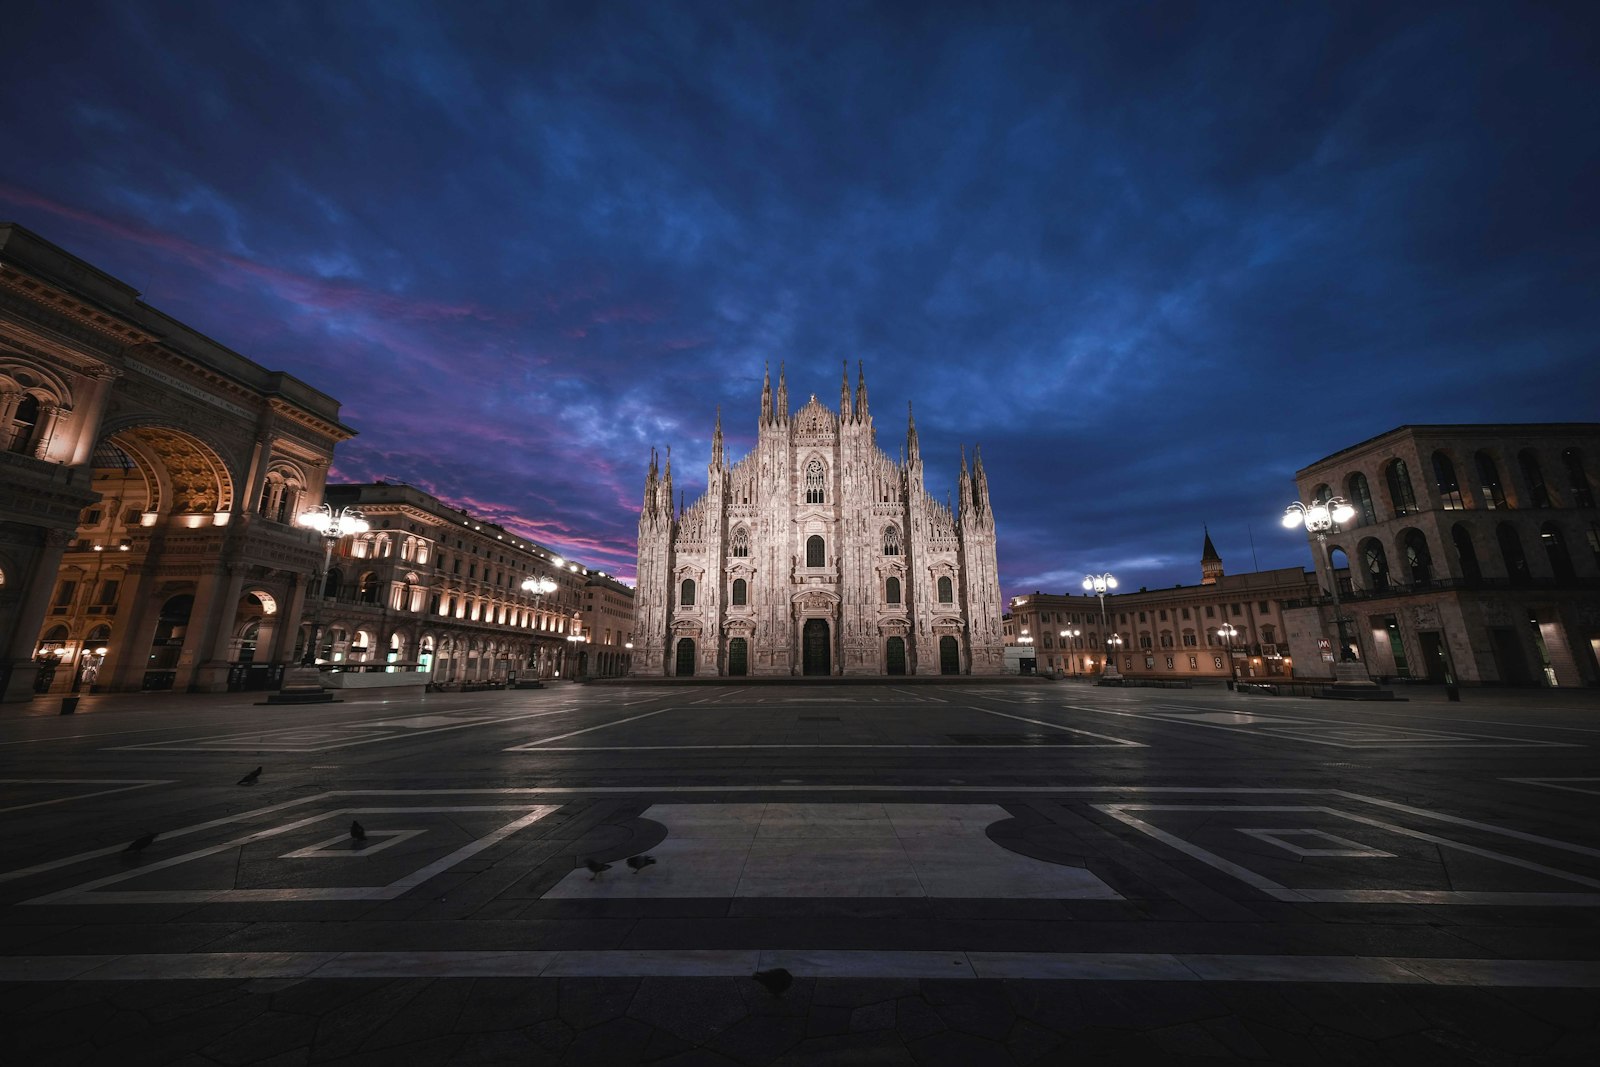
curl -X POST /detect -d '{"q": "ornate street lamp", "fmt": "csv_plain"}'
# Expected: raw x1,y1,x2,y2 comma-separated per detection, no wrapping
1059,627,1080,678
521,575,559,677
295,504,369,666
1283,496,1361,679
1217,622,1240,690
1082,573,1121,681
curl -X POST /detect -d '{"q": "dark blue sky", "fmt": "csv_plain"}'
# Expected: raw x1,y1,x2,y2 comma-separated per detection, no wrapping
4,1,1596,595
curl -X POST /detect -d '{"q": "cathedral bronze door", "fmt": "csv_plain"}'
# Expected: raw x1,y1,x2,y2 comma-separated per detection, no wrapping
886,636,906,675
728,637,748,676
803,619,830,675
675,638,696,676
939,635,960,675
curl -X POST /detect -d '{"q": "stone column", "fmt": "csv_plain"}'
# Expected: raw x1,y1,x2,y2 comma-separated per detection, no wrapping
185,562,247,692
0,390,22,451
31,403,62,460
0,529,72,702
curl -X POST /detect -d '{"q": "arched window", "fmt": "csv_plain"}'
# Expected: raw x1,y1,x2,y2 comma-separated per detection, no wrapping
1311,483,1333,505
1348,472,1377,524
885,576,901,604
805,535,825,568
1452,523,1482,583
1327,546,1352,595
1261,624,1277,645
1361,538,1390,592
805,459,825,504
1563,449,1594,508
679,578,696,607
731,577,747,606
937,575,953,603
1385,460,1417,517
1475,451,1508,509
1402,529,1432,586
1520,449,1552,507
883,525,901,555
730,527,750,557
1432,451,1464,510
1159,631,1173,648
1541,522,1575,582
5,393,40,454
1497,523,1530,584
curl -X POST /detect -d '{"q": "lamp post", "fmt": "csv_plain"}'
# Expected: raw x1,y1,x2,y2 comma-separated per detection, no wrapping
1059,627,1080,678
521,575,558,678
1082,573,1121,682
1217,622,1239,690
1106,632,1123,676
1282,496,1367,684
295,503,370,666
1018,628,1034,675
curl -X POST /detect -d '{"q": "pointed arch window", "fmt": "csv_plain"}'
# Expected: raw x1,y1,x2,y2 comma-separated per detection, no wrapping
731,578,747,606
1520,449,1552,507
730,526,750,558
1475,451,1508,509
805,535,825,568
679,578,696,607
1348,472,1377,524
937,575,954,603
1385,460,1417,517
805,459,825,504
883,524,901,556
1432,451,1465,510
886,576,901,604
1562,449,1594,508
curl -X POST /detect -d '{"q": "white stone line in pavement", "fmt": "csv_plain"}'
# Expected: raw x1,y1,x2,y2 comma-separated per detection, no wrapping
1065,702,1576,748
22,806,561,906
1504,777,1600,798
503,707,679,749
1097,804,1600,906
963,706,1145,746
2,950,1597,986
0,779,171,815
109,706,569,753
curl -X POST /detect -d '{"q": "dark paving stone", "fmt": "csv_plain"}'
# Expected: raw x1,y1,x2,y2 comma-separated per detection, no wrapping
558,976,640,1030
452,978,559,1033
905,1028,1017,1066
771,1031,916,1066
627,976,752,1046
199,1009,318,1066
707,1013,809,1064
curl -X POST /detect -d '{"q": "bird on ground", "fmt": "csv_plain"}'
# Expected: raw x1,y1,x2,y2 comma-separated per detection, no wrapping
125,831,157,853
237,766,262,786
752,968,793,997
626,854,656,873
585,858,612,880
350,820,366,844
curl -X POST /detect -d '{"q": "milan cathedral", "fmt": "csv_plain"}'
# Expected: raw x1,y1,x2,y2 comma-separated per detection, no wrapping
633,364,1003,676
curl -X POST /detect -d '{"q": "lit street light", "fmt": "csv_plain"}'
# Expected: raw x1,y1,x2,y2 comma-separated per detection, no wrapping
1059,627,1080,678
521,575,559,678
295,504,370,666
1282,496,1360,680
1082,573,1121,682
1217,622,1240,690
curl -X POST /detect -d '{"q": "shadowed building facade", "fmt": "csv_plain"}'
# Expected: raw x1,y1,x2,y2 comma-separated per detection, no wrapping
1282,423,1600,687
633,365,1003,677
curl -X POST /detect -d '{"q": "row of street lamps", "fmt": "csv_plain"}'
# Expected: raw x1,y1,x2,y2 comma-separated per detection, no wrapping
1049,497,1365,686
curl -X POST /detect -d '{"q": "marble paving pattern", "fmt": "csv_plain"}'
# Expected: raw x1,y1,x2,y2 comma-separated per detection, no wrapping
543,803,1123,899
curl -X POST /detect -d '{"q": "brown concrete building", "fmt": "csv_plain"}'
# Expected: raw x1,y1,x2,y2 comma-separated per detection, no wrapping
2,224,355,700
1004,536,1317,683
1281,424,1600,687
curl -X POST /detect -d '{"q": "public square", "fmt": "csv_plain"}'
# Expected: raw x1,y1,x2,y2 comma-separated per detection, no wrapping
2,681,1598,1065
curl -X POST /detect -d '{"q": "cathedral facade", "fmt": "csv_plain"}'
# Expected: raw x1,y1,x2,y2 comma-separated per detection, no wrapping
633,365,1003,677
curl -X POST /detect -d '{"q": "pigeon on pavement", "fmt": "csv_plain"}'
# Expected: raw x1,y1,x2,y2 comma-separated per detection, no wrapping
350,820,367,844
237,766,262,786
125,831,157,853
626,854,656,873
585,858,612,879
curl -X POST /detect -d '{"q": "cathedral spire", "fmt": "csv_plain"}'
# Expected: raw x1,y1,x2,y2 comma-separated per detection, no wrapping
972,443,992,522
840,360,852,420
710,406,724,470
660,445,673,517
855,361,869,421
641,447,658,516
776,362,788,421
905,401,920,465
760,362,772,423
